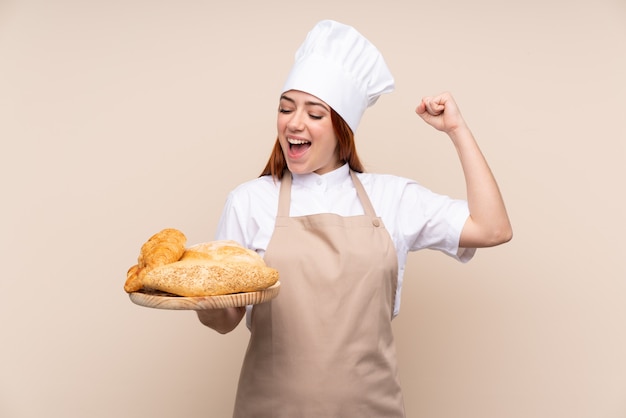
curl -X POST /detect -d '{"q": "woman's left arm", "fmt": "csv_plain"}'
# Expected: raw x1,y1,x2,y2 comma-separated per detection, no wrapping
416,92,513,248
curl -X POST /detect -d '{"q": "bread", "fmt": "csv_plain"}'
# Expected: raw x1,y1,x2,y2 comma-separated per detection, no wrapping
124,228,187,293
124,232,279,297
138,228,187,269
181,241,265,266
141,257,279,297
124,264,142,293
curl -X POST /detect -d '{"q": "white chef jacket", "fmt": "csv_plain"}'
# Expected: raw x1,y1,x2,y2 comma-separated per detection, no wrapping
215,163,475,318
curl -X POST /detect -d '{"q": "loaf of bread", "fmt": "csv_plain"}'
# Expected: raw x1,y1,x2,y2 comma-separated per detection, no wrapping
142,254,279,297
124,230,278,297
181,241,266,265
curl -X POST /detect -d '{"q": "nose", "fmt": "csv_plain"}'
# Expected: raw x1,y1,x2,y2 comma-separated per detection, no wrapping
286,110,305,132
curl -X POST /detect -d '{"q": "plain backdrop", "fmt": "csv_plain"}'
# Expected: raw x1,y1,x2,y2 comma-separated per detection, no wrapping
1,0,625,417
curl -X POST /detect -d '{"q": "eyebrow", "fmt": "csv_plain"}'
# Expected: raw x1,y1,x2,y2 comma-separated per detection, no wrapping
280,95,331,112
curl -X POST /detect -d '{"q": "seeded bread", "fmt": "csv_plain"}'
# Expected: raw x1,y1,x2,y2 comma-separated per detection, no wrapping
141,257,279,297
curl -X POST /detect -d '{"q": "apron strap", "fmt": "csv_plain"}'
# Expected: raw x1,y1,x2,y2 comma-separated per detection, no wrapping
278,171,292,217
350,170,377,218
278,169,378,219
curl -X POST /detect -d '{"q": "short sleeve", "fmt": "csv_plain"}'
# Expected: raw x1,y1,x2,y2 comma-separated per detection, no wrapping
215,191,248,245
396,181,475,262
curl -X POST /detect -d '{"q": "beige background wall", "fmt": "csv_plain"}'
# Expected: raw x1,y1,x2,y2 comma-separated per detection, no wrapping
1,0,625,417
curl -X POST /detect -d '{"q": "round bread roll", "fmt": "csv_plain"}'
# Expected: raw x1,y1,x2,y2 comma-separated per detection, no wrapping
181,240,265,266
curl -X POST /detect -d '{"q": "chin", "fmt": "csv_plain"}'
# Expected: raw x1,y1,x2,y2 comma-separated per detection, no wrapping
286,162,311,175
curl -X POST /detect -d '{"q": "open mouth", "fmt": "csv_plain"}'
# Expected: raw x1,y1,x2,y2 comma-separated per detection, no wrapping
287,137,311,157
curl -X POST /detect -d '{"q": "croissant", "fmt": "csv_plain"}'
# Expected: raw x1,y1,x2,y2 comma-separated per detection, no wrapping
123,228,187,293
138,228,187,269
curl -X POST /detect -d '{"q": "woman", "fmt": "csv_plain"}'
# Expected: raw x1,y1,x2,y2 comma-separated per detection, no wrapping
197,20,512,417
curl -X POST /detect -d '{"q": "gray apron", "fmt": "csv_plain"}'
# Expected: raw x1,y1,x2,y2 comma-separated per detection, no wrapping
233,170,405,417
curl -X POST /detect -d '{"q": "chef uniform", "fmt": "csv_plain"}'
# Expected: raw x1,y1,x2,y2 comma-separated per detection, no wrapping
231,20,406,417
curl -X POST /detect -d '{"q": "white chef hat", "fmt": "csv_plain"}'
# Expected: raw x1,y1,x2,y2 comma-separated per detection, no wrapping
281,20,395,133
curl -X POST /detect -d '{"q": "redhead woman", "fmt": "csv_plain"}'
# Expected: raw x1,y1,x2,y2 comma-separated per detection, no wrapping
197,20,512,418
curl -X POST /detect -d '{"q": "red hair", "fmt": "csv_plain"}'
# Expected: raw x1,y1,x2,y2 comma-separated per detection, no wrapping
260,109,364,179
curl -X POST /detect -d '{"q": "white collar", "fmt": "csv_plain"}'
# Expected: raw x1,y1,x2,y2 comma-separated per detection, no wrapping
291,164,350,190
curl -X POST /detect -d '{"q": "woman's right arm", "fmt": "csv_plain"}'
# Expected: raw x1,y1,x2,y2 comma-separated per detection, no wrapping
196,307,246,334
198,185,264,333
195,190,248,334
